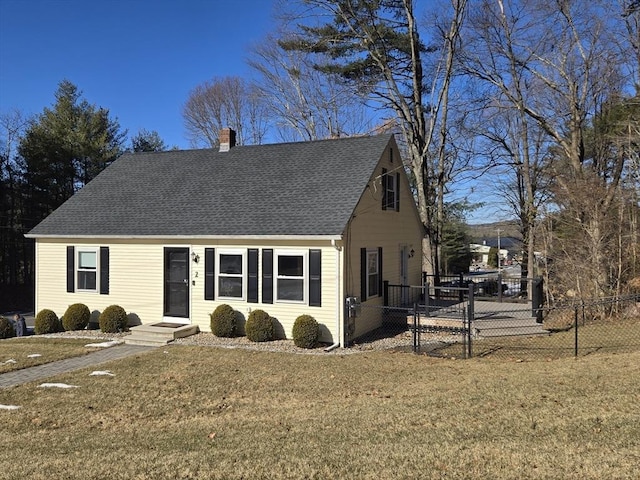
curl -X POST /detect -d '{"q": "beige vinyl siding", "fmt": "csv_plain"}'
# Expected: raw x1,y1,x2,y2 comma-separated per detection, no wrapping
35,238,342,343
345,143,424,338
35,239,166,324
190,241,341,343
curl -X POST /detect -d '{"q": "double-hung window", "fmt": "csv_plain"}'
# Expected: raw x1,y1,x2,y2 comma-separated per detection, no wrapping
217,250,246,300
367,249,379,298
77,249,98,291
275,251,307,303
382,168,399,211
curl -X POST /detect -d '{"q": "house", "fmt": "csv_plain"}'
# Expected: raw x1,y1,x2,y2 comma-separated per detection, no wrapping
26,130,424,347
470,237,520,268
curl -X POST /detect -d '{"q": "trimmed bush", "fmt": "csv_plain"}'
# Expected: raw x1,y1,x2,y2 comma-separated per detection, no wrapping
62,303,90,331
0,316,15,339
210,304,237,337
35,309,61,334
292,314,320,349
245,309,274,342
99,305,128,333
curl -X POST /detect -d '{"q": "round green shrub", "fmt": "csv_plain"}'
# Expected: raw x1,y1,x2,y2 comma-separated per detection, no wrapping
292,314,320,349
35,309,61,334
0,316,15,339
210,304,237,337
62,303,90,331
245,309,274,342
99,305,128,333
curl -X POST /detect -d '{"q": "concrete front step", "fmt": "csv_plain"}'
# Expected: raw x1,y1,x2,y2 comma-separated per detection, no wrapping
125,323,199,346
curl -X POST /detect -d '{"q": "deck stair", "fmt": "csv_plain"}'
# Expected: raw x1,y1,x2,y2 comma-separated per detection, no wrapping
472,315,548,338
125,322,199,346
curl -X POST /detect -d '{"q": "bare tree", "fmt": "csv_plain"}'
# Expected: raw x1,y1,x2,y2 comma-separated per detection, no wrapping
461,0,632,298
280,0,468,279
183,76,268,148
249,34,375,142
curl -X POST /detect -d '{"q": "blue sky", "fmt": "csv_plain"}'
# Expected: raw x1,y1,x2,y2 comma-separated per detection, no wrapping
0,0,510,224
0,0,277,149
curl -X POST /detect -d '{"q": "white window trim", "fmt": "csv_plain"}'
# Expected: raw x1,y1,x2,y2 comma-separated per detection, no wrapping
385,173,398,210
216,249,247,301
77,247,99,293
275,249,308,304
366,249,380,298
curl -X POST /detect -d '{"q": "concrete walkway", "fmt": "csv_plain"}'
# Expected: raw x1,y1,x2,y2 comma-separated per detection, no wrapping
0,344,154,388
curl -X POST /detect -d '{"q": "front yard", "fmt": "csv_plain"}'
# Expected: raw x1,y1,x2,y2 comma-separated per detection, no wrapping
1,344,638,479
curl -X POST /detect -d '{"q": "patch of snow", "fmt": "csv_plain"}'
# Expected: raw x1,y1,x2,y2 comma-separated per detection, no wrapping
38,383,79,389
27,354,42,358
4,359,17,364
84,340,121,348
89,370,114,376
0,404,21,410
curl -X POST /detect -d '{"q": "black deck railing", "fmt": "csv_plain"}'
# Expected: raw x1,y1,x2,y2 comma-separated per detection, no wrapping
383,274,543,320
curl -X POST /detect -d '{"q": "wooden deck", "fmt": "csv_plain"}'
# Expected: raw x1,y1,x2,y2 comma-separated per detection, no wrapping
409,300,548,338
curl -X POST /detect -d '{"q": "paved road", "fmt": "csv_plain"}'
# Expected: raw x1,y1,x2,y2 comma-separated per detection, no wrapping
0,344,154,388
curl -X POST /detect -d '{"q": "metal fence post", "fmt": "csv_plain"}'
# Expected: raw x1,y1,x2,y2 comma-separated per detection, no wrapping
467,284,474,358
412,302,419,353
574,306,579,357
383,280,389,307
497,273,503,303
425,283,430,317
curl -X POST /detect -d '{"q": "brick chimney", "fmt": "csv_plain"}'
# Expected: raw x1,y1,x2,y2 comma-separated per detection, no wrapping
219,128,236,152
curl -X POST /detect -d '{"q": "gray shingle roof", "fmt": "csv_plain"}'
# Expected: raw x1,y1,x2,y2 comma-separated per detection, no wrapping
28,134,393,238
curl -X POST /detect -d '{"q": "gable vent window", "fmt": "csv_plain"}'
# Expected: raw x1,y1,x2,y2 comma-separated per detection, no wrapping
77,249,98,291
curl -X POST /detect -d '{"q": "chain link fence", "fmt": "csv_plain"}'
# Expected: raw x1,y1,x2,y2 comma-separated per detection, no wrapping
356,289,640,360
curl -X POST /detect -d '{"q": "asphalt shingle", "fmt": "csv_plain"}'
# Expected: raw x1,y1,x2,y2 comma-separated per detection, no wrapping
28,134,393,238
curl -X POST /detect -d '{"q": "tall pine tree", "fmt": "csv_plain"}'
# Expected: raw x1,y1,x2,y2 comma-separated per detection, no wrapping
19,80,126,222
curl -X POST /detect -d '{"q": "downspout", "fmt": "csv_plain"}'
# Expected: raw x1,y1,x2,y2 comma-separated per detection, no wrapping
325,238,342,352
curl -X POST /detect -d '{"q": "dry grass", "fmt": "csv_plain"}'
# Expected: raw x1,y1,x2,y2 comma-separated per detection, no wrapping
0,337,101,373
1,345,639,479
433,317,640,360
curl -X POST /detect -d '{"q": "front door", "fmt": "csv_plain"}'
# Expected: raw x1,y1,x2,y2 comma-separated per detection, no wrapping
164,247,189,319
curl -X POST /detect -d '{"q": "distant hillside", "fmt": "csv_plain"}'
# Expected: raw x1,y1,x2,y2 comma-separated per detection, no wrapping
467,221,521,243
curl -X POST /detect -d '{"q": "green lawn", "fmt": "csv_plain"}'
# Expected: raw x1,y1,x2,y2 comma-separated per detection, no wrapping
1,345,638,479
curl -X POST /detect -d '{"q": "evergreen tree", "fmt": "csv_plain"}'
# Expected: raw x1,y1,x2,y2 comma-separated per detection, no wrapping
130,128,167,152
18,80,126,220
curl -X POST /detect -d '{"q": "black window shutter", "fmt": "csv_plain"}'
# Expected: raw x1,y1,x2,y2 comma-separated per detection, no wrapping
360,247,367,301
99,247,109,295
204,248,215,300
248,249,258,303
262,249,273,304
381,168,388,210
309,249,321,307
378,247,383,296
395,172,401,212
66,246,75,293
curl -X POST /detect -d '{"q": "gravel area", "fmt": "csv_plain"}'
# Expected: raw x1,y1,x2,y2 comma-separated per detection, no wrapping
33,328,462,355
